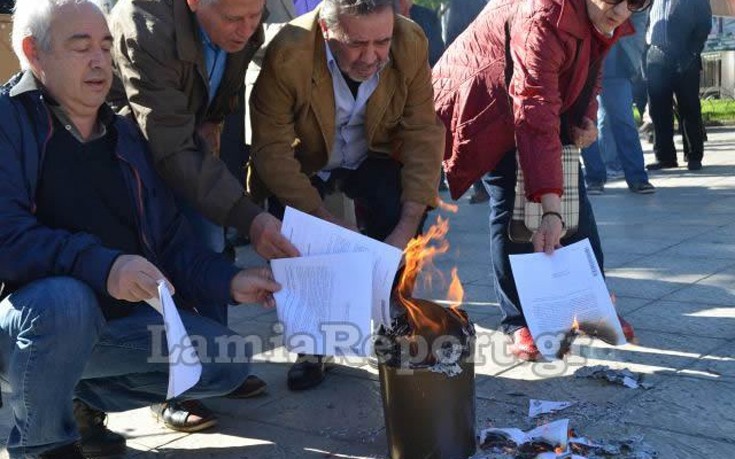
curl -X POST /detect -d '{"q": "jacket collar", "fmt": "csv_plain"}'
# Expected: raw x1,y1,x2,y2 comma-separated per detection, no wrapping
9,70,41,98
9,70,116,128
557,0,635,40
174,0,205,64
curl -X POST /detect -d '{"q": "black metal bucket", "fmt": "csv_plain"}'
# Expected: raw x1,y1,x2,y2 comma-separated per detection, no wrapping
376,307,476,459
378,357,476,459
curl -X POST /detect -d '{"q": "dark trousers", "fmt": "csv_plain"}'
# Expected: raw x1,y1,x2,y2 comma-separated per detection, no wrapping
270,156,405,241
486,151,605,334
647,48,705,164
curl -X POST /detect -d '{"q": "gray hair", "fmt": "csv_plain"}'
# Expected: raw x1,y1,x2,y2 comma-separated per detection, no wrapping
12,0,104,70
319,0,398,31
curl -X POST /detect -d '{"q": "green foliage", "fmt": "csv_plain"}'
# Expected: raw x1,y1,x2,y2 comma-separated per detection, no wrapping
413,0,445,12
701,99,735,124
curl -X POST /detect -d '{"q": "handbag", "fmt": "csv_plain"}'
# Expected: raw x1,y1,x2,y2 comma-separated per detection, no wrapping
508,145,580,243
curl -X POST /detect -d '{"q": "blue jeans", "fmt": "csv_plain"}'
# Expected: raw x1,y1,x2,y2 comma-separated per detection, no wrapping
581,139,608,186
0,277,250,458
597,77,649,185
486,151,605,334
178,200,228,325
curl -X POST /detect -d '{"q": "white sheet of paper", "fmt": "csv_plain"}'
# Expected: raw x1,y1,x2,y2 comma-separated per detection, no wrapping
529,399,575,418
281,206,402,328
509,239,626,361
271,252,373,356
155,282,202,400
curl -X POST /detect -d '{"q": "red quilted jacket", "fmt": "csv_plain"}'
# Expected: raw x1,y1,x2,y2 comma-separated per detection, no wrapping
433,0,632,200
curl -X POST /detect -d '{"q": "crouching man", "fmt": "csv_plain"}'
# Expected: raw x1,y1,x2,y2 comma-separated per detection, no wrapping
0,1,280,457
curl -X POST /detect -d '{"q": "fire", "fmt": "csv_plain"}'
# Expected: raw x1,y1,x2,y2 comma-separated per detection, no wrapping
571,316,580,333
436,199,459,213
396,217,468,337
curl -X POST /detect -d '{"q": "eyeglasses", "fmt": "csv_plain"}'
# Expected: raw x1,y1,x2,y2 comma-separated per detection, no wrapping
603,0,653,12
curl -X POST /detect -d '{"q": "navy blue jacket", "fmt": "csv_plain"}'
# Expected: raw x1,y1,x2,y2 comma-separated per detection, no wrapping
0,72,239,311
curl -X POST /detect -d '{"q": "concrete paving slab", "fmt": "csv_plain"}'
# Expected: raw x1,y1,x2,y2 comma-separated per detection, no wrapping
106,407,188,453
148,416,387,458
570,328,728,375
663,267,735,306
232,372,384,445
621,377,735,442
605,255,735,299
625,300,735,339
578,423,735,459
599,236,678,257
680,340,735,382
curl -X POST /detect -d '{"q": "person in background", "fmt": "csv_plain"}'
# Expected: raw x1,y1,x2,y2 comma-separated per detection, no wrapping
581,11,655,195
645,0,712,171
434,0,643,361
399,0,444,67
0,1,281,456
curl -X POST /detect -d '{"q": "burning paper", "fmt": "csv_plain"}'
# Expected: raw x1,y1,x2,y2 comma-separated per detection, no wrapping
480,419,570,452
508,239,627,360
529,399,575,418
380,216,474,373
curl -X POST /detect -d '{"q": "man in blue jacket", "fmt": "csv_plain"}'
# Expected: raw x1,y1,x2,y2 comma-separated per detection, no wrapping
0,1,280,457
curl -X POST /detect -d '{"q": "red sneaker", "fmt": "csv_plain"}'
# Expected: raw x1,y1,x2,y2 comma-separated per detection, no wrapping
610,292,638,344
508,327,541,361
618,314,638,344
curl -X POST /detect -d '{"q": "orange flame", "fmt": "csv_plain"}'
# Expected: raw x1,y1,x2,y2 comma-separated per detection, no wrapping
396,217,467,337
436,199,459,213
571,316,580,332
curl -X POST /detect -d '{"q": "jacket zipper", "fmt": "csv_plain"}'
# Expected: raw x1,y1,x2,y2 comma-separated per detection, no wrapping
116,154,154,257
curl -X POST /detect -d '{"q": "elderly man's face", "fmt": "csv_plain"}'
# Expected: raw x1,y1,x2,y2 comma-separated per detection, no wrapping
586,0,632,35
321,7,394,82
188,0,265,53
30,2,112,118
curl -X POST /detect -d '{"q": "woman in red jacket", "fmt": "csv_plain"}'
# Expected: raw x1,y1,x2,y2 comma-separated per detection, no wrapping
433,0,649,360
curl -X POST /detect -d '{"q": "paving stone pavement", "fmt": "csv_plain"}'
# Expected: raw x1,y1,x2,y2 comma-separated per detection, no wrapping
2,131,735,458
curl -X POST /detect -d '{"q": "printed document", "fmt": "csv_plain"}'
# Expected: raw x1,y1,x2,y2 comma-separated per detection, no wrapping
271,252,373,356
146,282,202,399
281,206,402,328
509,239,626,361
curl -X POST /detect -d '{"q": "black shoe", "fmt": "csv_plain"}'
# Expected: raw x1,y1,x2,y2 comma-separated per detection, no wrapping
40,442,85,458
687,161,702,171
73,400,127,458
226,374,268,399
586,181,605,195
151,399,218,433
287,354,333,391
628,181,656,194
646,161,678,171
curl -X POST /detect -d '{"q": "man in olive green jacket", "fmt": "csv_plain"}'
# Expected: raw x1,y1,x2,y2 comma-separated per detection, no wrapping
108,0,298,434
109,0,297,265
249,0,444,391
